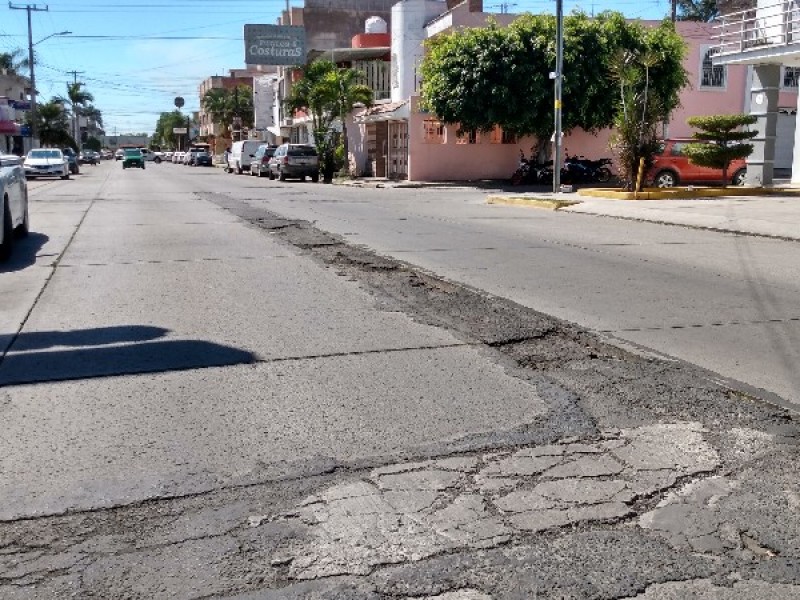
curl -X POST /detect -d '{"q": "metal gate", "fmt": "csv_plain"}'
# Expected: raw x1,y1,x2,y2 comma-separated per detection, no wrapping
388,121,408,179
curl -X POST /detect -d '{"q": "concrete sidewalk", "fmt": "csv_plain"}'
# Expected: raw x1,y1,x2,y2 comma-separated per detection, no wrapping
485,191,800,241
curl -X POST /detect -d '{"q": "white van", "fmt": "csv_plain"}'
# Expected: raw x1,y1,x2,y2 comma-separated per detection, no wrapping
227,140,262,174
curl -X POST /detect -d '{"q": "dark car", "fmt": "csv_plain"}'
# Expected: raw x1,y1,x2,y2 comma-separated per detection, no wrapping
192,150,213,167
121,148,145,169
79,150,98,165
61,147,80,174
648,139,747,187
268,143,319,182
250,145,277,177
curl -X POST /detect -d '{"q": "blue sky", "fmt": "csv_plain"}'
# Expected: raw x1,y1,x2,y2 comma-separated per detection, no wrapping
1,0,671,135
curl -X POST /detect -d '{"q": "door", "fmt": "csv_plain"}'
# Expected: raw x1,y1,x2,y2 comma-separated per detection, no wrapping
775,109,796,170
388,120,408,179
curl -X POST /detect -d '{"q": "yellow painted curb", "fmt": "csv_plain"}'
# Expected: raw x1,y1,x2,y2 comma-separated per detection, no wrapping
486,195,581,210
577,187,800,200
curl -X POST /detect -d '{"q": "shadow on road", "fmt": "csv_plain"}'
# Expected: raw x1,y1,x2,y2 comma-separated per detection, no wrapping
0,325,256,385
0,232,49,273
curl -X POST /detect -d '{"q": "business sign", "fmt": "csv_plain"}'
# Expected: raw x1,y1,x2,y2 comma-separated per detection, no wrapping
172,127,188,135
244,24,306,66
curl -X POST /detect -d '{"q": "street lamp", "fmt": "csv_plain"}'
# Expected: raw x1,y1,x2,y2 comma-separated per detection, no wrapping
28,30,71,146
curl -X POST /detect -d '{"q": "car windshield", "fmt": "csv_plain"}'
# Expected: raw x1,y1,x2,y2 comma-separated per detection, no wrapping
28,150,61,159
288,147,317,157
124,149,142,156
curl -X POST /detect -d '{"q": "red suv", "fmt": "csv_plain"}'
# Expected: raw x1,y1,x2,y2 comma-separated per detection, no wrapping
648,139,747,187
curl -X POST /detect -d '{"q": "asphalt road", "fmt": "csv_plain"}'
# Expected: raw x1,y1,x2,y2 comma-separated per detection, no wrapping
1,161,798,599
210,175,800,410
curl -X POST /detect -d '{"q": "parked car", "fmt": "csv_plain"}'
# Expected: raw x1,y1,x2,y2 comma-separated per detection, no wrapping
182,150,194,165
121,148,145,169
0,153,29,261
23,148,70,180
61,147,80,174
268,143,320,182
100,149,113,160
250,145,277,177
648,139,747,187
228,140,262,174
115,149,124,161
191,150,213,167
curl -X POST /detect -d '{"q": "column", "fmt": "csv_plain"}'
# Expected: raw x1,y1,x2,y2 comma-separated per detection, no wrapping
792,86,800,184
747,64,780,186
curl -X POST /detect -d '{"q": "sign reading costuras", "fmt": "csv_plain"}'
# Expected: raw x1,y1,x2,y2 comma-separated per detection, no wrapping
244,25,306,66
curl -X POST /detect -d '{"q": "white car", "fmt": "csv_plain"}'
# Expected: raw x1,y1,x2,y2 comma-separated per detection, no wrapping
23,148,70,180
0,153,30,261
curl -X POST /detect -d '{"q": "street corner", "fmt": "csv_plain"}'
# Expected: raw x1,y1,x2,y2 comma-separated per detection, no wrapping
263,422,727,580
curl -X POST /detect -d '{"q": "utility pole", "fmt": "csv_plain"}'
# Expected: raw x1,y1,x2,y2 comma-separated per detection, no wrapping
671,0,677,22
66,70,86,145
9,2,48,147
553,0,564,193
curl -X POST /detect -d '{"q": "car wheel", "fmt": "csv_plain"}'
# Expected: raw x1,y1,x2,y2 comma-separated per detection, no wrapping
61,173,70,180
236,163,242,175
268,169,275,180
0,198,12,261
732,168,747,186
596,167,612,183
654,170,678,188
311,173,319,183
278,169,287,181
154,157,161,164
17,202,29,238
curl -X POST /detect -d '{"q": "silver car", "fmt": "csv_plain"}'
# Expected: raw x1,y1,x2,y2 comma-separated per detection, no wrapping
24,148,70,180
1,153,30,261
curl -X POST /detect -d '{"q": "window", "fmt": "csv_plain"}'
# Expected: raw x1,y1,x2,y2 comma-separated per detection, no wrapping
490,126,502,144
700,46,726,89
501,129,517,144
456,128,477,145
783,66,800,88
423,119,445,144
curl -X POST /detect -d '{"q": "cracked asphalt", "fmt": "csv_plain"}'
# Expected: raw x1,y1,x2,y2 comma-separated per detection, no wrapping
1,172,799,599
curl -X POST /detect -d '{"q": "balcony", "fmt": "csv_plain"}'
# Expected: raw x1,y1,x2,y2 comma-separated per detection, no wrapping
714,0,800,64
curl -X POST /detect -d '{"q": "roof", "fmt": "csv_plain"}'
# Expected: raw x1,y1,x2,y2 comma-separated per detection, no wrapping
308,47,390,63
354,100,410,123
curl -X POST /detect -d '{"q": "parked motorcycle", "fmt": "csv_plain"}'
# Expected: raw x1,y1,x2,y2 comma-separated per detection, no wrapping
566,154,613,183
511,150,554,185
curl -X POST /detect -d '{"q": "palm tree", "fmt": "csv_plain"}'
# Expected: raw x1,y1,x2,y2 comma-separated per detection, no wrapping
58,83,94,142
31,99,73,147
0,49,29,75
285,60,374,180
329,67,373,175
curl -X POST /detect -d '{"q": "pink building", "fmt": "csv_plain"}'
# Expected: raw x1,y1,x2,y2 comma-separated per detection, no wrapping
350,0,798,181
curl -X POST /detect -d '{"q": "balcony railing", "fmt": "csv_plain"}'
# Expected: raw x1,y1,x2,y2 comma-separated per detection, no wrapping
714,0,800,56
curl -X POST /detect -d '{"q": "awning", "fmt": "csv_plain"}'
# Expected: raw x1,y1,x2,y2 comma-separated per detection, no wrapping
308,47,390,63
0,121,20,135
353,100,409,124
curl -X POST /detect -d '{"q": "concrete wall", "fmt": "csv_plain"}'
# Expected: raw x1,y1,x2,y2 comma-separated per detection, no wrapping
304,0,396,52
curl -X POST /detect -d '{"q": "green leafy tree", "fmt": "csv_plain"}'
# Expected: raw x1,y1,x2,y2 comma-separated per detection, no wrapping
201,85,254,136
285,60,373,181
684,114,757,186
420,12,687,169
153,110,189,149
84,136,102,152
677,0,718,21
29,99,74,148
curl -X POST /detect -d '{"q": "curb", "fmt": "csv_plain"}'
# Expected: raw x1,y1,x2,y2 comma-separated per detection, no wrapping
486,195,582,210
577,187,800,200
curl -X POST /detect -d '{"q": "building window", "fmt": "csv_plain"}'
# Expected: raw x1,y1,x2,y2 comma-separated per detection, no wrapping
490,126,502,144
501,129,517,144
700,46,726,89
783,66,800,88
423,119,445,144
456,128,477,145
